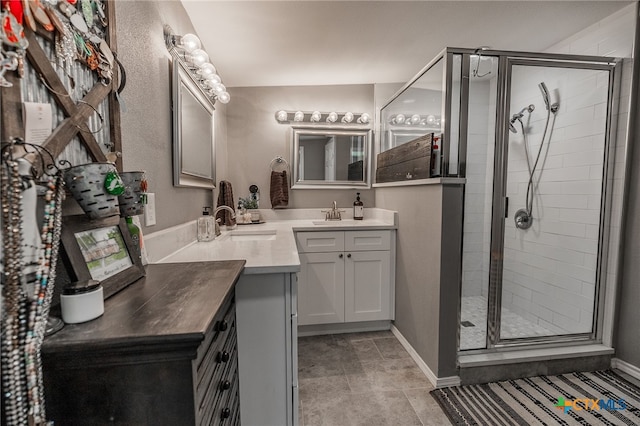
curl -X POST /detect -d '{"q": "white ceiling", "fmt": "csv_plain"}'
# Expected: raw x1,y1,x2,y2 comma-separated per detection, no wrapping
181,1,633,88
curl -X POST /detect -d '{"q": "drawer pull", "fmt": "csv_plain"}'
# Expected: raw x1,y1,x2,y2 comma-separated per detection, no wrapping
216,320,228,332
221,380,231,391
217,351,230,363
221,408,231,419
347,253,351,258
339,254,343,259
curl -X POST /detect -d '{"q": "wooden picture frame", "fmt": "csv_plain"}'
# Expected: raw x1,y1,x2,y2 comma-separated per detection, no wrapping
60,215,145,299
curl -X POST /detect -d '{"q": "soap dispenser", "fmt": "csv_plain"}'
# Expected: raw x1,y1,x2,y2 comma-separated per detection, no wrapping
197,207,215,242
353,192,364,220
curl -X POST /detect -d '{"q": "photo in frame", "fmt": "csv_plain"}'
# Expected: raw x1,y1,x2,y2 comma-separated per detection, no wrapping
60,215,145,300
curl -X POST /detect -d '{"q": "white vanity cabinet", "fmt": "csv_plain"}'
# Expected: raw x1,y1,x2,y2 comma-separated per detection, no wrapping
296,230,395,326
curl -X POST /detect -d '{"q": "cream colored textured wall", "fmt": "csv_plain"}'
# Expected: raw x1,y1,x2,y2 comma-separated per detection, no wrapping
225,85,375,210
115,1,214,233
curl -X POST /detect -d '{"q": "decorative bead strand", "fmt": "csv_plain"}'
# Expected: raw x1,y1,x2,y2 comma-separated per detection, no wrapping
1,157,29,425
32,173,64,423
24,175,54,423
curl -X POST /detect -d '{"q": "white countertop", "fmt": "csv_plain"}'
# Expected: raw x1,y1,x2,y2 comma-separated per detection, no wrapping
151,211,397,275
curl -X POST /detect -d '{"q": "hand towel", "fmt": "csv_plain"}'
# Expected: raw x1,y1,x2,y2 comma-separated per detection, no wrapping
216,180,235,226
270,170,289,208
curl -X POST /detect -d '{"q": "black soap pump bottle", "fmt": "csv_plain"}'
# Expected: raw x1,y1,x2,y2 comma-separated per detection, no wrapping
353,192,364,220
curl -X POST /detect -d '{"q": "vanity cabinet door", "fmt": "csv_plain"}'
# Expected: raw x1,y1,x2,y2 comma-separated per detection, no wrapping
344,250,392,322
298,252,345,325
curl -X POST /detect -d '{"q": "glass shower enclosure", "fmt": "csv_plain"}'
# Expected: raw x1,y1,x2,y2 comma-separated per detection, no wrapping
384,48,621,352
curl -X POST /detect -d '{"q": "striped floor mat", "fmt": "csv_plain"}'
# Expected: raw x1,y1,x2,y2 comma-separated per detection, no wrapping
431,370,640,425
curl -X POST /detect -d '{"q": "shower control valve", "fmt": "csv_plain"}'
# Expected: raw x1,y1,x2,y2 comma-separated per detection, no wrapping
514,208,533,230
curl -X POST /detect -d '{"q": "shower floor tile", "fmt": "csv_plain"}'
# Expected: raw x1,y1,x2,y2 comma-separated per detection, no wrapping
460,296,554,350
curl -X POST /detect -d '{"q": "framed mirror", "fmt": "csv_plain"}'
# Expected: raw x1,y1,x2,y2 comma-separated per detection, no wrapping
291,127,372,189
172,58,216,188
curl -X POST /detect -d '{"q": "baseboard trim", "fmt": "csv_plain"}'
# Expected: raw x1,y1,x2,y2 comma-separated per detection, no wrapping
612,357,640,381
390,325,461,388
298,320,391,337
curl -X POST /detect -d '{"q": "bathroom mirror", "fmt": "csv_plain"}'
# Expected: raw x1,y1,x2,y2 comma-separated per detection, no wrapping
291,127,372,189
172,58,216,188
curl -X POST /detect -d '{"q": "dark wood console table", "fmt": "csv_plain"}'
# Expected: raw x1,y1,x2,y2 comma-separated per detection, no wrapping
42,261,245,425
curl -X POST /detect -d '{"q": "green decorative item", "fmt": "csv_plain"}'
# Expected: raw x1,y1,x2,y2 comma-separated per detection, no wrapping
104,170,125,195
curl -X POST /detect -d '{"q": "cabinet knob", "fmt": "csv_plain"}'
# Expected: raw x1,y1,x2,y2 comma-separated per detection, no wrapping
339,254,343,259
221,408,231,419
221,380,231,391
216,320,228,332
347,253,352,258
217,351,230,363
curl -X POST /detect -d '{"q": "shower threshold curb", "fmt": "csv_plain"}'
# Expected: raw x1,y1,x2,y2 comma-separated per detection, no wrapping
458,344,614,368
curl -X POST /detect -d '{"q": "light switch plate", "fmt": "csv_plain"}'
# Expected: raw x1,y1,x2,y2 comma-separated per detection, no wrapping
145,193,156,226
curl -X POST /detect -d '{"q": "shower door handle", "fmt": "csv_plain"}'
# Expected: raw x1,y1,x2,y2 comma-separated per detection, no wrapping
505,197,509,218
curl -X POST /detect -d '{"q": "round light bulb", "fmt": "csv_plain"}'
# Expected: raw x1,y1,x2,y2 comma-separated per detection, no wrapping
410,114,421,125
211,82,226,94
217,92,231,104
276,110,288,122
341,112,354,123
198,63,217,78
205,73,222,85
294,111,304,122
190,49,209,68
180,33,201,52
395,114,406,124
426,114,436,125
357,113,370,124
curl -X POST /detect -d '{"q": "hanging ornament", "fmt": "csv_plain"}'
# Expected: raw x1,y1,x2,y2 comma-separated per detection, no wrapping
1,8,28,49
104,170,124,195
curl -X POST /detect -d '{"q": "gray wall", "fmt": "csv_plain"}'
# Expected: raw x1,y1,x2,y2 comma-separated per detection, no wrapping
616,10,640,370
115,1,222,233
375,186,446,374
225,85,374,209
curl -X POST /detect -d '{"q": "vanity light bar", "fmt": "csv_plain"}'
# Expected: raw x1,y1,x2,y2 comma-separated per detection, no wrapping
388,113,440,127
275,110,370,125
164,25,230,105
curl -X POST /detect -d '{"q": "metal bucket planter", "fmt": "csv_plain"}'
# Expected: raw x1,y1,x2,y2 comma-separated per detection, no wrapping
118,171,145,217
63,163,121,219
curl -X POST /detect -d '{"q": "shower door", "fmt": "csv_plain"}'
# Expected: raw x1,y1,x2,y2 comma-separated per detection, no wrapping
459,51,619,351
488,58,616,345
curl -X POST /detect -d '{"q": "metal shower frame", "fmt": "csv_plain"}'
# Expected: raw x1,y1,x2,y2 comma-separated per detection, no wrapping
440,48,622,352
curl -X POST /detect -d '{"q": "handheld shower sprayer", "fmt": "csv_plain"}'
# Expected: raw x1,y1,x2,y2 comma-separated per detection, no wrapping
539,82,559,113
538,82,551,111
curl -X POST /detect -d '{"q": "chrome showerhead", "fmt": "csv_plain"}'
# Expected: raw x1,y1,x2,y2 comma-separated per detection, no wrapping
510,104,535,122
509,104,535,133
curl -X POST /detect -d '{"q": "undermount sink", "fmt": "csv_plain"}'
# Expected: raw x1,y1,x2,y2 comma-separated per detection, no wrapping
312,220,356,226
221,229,277,241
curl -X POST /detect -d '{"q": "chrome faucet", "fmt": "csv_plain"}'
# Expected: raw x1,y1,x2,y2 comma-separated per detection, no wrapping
213,206,237,236
322,201,344,221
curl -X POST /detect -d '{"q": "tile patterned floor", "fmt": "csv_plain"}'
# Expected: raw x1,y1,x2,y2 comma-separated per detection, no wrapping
298,331,451,425
460,296,555,350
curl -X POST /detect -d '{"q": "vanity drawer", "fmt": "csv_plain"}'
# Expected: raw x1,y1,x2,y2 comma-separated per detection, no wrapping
345,230,391,251
296,231,345,253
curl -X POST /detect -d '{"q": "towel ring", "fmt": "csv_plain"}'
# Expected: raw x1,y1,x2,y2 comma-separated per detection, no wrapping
270,156,289,172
